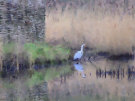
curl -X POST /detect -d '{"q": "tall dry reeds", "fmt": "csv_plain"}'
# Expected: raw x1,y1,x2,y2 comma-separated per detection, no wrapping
46,6,135,55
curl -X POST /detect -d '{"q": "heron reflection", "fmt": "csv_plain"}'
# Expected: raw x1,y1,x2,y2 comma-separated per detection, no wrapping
74,62,86,78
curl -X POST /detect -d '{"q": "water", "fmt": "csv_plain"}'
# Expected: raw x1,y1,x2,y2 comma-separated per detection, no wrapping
0,59,135,101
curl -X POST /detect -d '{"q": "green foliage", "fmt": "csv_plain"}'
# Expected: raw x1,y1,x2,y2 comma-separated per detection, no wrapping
54,45,71,60
24,43,38,62
24,42,71,63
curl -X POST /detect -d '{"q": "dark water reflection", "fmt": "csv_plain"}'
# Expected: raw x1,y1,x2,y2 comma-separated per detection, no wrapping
0,59,135,101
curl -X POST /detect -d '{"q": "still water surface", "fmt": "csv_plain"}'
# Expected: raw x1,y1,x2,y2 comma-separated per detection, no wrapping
0,59,135,101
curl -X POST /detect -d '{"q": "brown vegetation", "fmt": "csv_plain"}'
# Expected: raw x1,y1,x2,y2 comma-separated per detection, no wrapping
46,0,135,55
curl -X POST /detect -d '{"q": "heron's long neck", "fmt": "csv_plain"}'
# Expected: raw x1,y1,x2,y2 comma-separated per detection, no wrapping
81,46,84,52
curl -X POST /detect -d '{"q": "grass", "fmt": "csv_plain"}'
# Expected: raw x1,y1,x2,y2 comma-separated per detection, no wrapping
46,7,135,55
24,42,71,63
0,42,71,66
0,42,71,71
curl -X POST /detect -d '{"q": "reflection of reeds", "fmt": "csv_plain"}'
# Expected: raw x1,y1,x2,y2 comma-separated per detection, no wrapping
46,8,135,55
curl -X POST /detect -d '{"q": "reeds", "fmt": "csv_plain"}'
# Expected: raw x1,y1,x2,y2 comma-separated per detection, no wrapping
46,4,135,55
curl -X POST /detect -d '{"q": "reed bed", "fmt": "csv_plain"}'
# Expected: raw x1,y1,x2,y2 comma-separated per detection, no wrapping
46,7,135,55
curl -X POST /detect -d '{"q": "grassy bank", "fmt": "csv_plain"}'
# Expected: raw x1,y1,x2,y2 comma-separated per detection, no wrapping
24,42,70,63
0,42,71,71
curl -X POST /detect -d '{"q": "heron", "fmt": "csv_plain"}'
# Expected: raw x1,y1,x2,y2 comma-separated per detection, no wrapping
73,44,85,60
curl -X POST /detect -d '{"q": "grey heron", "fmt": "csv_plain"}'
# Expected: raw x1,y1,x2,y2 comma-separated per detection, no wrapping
73,44,85,60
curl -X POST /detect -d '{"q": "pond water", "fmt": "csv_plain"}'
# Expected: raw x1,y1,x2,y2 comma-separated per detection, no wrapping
0,59,135,101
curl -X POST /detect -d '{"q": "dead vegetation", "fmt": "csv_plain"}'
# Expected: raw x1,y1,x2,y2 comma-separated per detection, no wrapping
46,0,135,55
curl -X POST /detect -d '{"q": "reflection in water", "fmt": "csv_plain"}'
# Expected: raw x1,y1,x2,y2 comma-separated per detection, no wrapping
96,68,125,80
96,66,135,81
74,62,86,78
28,82,48,101
1,60,135,101
0,77,48,101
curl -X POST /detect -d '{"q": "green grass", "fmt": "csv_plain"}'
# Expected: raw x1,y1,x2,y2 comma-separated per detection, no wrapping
1,42,71,65
24,42,71,63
